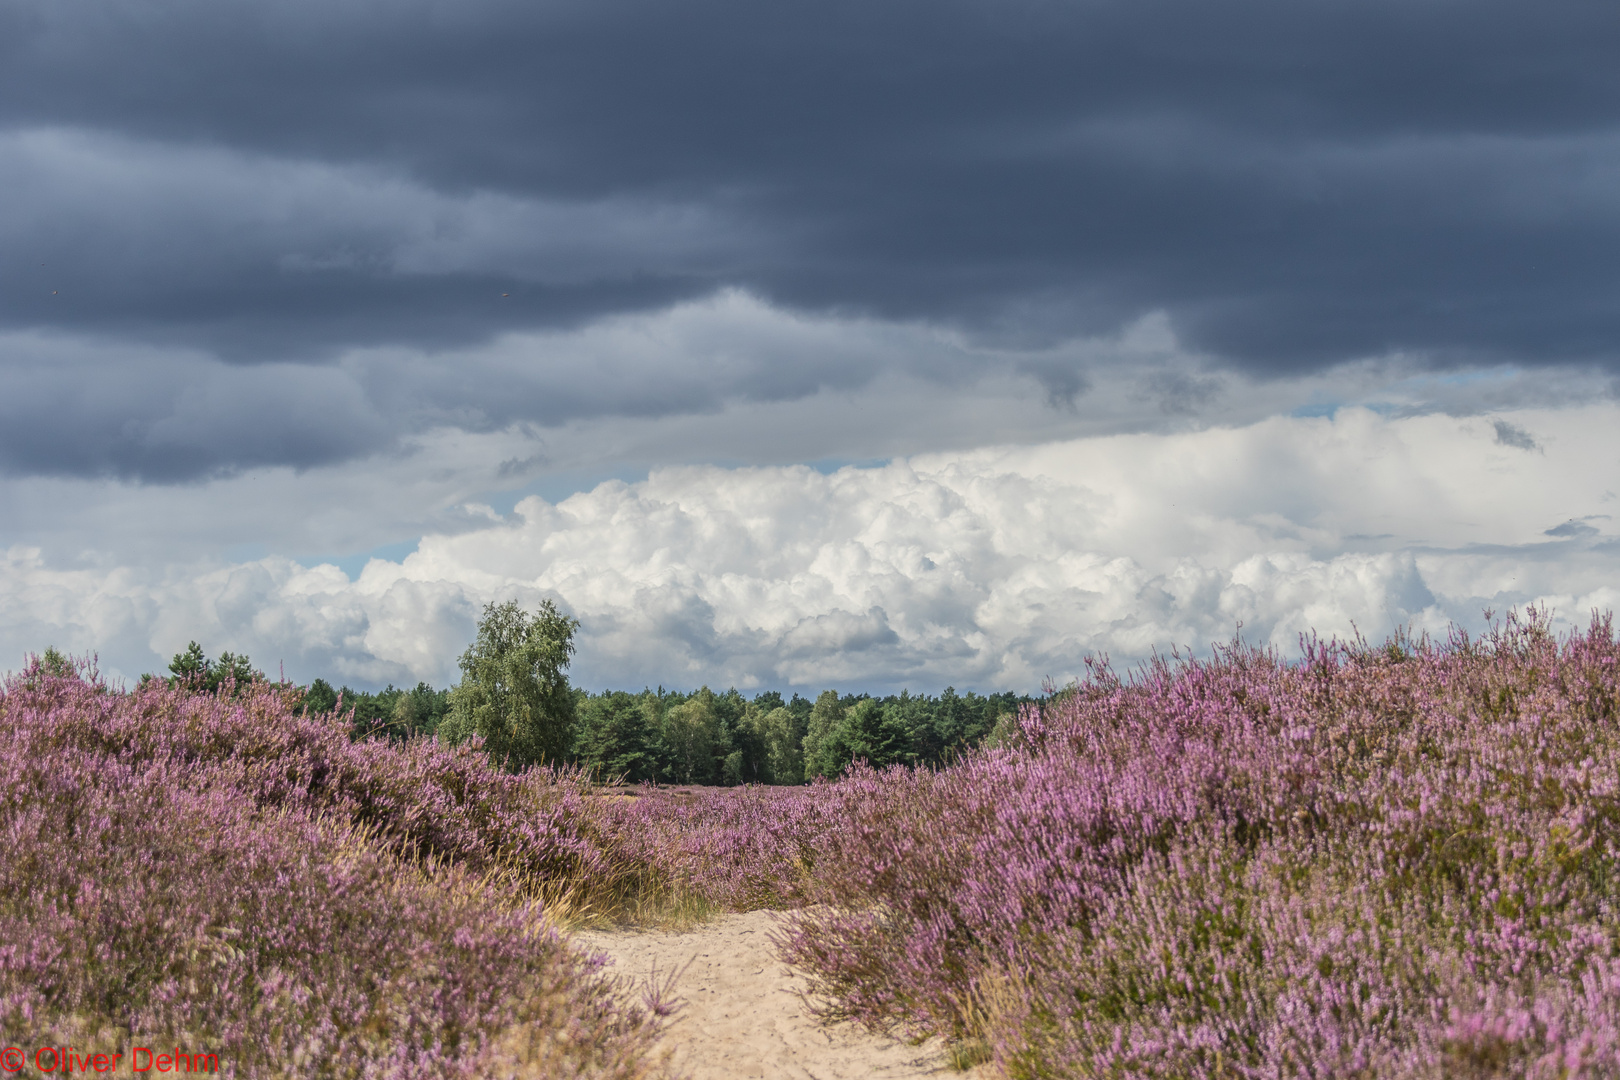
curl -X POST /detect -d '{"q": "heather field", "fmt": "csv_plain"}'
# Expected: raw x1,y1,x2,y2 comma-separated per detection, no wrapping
7,610,1620,1077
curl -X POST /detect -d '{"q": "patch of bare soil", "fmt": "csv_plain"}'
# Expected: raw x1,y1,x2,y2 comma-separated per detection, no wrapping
572,911,991,1080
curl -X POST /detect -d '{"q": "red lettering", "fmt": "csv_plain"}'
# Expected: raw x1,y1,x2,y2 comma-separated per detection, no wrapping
118,1046,216,1074
93,1053,112,1073
35,1046,59,1072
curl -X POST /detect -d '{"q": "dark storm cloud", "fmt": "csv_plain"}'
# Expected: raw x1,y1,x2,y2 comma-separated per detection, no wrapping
2,0,1618,478
0,334,393,480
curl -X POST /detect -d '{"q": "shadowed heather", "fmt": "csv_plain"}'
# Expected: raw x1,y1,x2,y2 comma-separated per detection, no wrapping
0,667,677,1078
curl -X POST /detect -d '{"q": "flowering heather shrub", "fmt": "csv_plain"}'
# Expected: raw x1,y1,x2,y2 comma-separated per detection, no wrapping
18,667,611,883
776,611,1620,1077
16,606,1620,1077
592,782,858,912
0,661,669,1078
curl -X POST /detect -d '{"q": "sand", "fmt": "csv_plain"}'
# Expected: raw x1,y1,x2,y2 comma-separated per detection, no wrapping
571,910,991,1080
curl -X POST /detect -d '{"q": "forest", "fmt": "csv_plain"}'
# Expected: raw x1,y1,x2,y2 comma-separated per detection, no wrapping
158,618,1030,786
273,680,1021,785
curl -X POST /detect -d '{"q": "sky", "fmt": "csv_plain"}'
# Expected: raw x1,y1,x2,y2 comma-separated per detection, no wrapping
3,0,1618,693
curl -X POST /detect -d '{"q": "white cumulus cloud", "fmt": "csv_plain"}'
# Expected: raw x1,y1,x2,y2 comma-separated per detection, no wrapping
4,405,1618,693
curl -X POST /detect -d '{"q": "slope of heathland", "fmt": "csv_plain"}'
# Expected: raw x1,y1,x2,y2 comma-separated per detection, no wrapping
6,609,1620,1076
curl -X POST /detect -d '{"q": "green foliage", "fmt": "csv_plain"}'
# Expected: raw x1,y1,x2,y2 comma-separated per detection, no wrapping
728,702,769,783
182,615,1024,785
758,706,806,784
579,684,1027,785
303,677,341,715
573,689,659,782
166,641,264,696
803,695,924,777
802,690,848,779
660,687,723,783
438,599,580,771
26,647,92,690
391,681,452,740
294,678,449,742
841,697,915,768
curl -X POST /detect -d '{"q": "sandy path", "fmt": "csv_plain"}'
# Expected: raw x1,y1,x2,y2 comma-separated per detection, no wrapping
571,911,989,1080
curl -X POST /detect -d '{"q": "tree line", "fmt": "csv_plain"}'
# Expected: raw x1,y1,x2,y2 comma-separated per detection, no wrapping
572,683,1026,784
152,599,1031,784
